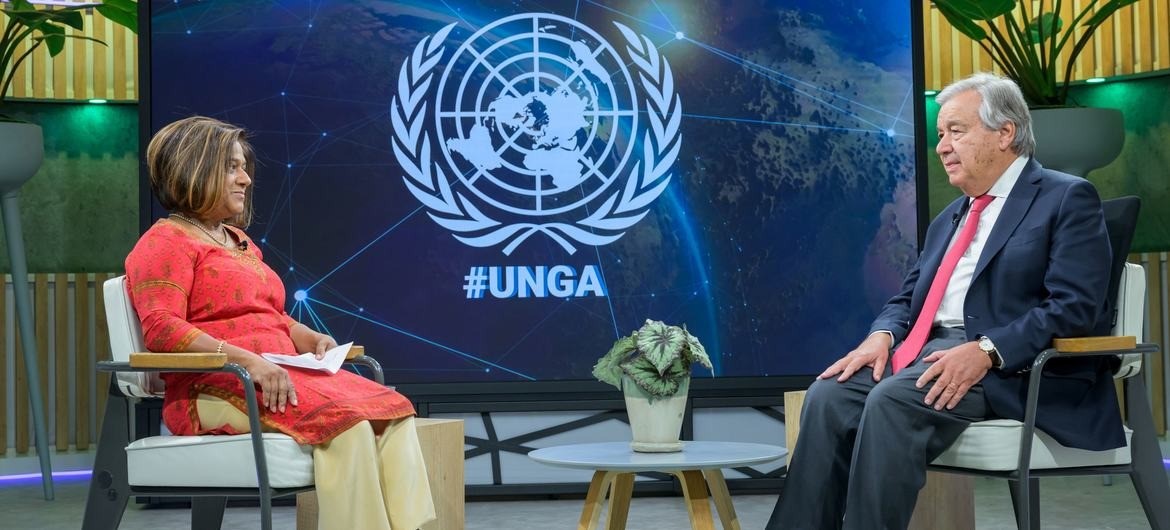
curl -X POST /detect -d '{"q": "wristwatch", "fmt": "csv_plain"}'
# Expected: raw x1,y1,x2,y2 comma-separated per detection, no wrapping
978,336,1003,369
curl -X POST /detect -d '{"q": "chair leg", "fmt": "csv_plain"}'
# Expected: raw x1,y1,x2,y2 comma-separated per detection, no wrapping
192,497,228,530
1007,478,1040,529
1124,376,1170,530
81,387,131,530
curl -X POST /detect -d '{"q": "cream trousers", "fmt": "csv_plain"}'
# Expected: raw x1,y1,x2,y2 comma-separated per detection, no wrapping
197,394,436,530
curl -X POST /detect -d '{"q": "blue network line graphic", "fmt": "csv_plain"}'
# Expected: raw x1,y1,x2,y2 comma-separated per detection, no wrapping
153,0,917,382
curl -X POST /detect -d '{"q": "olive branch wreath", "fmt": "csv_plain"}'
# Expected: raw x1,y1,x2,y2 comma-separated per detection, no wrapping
391,21,681,255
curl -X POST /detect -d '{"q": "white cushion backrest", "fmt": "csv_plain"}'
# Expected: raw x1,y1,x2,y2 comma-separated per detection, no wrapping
103,276,164,397
1113,262,1145,379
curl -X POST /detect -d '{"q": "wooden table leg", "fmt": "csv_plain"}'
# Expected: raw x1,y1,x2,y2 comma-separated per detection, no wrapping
579,470,618,530
605,473,635,530
675,470,716,530
702,468,740,530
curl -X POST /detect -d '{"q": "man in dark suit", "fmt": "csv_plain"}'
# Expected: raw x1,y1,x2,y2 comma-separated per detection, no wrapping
767,73,1118,530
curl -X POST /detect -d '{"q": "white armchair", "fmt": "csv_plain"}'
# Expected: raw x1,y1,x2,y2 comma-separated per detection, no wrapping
926,196,1170,529
81,275,384,530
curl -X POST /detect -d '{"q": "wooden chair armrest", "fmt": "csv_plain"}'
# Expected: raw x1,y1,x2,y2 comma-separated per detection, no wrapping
1052,336,1136,352
128,352,228,369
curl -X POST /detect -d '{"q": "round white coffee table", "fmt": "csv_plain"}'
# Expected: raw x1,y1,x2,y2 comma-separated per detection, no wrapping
529,441,785,530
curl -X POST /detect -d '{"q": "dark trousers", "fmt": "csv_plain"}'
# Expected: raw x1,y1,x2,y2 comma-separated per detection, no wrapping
767,328,989,530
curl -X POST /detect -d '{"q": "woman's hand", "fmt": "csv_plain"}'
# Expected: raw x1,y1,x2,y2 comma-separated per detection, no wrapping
290,322,338,360
243,357,296,413
308,333,338,360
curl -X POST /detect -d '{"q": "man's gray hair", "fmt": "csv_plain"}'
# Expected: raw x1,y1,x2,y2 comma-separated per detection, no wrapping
936,73,1035,157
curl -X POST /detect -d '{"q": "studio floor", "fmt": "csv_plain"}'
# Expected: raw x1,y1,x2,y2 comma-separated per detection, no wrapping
0,473,1161,529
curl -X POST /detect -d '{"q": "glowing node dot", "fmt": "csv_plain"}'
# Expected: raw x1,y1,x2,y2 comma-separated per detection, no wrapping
287,163,292,168
288,266,295,272
261,237,267,243
321,132,327,136
358,308,364,312
675,31,685,40
185,29,192,35
280,91,286,96
885,128,896,138
294,290,307,301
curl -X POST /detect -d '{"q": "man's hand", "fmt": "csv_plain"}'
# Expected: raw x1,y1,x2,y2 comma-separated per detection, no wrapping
244,357,297,413
819,333,893,382
916,341,992,410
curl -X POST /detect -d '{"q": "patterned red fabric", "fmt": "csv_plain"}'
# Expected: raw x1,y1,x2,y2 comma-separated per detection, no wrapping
125,219,414,445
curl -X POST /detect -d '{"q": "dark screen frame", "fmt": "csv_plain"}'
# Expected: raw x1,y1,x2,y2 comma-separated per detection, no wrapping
136,0,931,400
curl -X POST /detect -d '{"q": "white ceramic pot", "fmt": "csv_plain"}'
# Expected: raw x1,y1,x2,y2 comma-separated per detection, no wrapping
622,375,689,452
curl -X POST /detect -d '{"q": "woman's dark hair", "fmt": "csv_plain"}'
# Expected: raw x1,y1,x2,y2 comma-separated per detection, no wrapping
146,116,255,227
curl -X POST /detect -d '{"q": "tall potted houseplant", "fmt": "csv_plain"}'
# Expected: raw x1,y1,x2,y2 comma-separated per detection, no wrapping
2,0,137,188
0,0,135,501
931,0,1137,176
593,320,712,452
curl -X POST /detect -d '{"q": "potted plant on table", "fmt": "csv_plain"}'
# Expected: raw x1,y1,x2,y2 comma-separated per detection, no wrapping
931,0,1137,175
593,319,712,453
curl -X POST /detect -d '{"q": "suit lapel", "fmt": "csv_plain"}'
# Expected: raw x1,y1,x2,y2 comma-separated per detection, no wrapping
972,161,1042,280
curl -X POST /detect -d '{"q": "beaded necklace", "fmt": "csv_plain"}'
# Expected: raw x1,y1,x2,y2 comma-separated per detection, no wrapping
170,213,229,247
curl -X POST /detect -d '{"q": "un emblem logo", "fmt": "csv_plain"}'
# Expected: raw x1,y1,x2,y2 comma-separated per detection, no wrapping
392,14,682,255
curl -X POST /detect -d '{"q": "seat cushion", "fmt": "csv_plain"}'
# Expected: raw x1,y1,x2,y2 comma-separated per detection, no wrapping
126,433,314,488
931,419,1132,471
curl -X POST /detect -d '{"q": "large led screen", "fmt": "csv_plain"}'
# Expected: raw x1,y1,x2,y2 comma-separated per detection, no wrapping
147,1,923,384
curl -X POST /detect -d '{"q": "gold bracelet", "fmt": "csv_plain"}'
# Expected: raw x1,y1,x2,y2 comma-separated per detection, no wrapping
216,340,226,355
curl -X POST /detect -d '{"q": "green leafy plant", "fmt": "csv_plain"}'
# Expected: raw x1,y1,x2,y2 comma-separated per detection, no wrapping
1,0,137,118
932,0,1138,106
592,319,713,400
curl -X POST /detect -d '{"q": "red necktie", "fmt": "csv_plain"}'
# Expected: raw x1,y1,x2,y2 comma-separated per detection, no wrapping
890,194,995,373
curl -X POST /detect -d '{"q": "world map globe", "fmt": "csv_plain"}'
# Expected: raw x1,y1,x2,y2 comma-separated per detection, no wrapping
434,13,639,216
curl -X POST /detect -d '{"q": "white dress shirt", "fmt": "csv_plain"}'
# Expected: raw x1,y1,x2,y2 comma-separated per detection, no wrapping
934,156,1029,328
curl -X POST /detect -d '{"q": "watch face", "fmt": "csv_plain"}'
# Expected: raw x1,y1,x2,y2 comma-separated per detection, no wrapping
979,337,994,352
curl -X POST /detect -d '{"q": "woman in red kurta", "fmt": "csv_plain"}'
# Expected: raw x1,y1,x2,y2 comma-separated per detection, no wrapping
127,116,433,529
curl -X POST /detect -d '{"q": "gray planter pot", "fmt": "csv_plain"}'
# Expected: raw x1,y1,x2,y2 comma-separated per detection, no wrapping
0,121,44,193
1031,107,1124,177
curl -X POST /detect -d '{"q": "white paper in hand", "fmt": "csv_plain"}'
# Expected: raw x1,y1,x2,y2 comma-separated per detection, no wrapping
261,342,353,374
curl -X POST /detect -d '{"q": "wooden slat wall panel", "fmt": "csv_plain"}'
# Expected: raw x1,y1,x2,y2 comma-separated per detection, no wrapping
0,9,137,101
1117,3,1135,76
1138,0,1155,72
14,279,28,454
54,273,68,452
93,13,109,101
923,0,1170,89
94,273,111,435
1,273,121,455
1155,0,1165,69
74,274,91,451
34,276,49,452
1100,10,1118,76
1145,254,1167,435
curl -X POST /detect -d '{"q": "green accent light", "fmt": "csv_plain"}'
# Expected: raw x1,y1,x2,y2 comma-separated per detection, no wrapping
1085,77,1106,84
87,99,108,104
924,90,938,96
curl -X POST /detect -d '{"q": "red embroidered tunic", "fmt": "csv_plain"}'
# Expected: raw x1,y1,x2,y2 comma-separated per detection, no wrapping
125,219,414,445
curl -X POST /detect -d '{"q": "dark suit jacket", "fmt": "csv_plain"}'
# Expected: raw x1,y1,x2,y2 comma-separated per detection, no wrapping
870,159,1123,450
